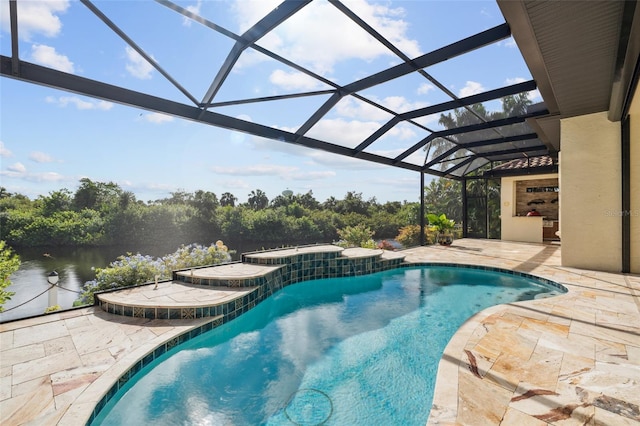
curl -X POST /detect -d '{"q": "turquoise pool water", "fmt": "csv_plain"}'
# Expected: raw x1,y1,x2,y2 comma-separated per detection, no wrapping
92,266,563,425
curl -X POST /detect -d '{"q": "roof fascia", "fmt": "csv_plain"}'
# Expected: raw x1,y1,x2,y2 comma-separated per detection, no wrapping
610,1,640,120
497,0,559,115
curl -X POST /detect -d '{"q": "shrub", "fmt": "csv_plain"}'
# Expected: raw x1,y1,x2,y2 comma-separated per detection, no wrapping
44,305,61,314
395,225,434,247
0,241,19,311
335,224,376,248
75,241,233,305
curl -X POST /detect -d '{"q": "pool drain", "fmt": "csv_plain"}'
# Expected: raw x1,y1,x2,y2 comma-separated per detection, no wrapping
284,388,333,426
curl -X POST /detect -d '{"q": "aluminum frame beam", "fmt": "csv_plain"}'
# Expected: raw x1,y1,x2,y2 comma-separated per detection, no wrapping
2,56,450,177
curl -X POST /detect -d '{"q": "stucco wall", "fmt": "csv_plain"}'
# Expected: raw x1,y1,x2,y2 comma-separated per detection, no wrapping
560,112,622,272
501,174,557,243
629,89,640,273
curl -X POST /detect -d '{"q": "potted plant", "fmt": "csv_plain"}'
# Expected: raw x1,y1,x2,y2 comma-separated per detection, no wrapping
427,213,456,245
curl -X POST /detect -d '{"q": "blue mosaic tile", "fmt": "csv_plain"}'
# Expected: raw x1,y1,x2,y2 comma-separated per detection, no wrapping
154,345,166,358
142,352,154,367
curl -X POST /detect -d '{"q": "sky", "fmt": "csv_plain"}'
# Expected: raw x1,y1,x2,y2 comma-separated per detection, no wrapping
0,0,539,204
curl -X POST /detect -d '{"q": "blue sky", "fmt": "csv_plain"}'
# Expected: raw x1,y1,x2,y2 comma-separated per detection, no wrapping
0,0,538,204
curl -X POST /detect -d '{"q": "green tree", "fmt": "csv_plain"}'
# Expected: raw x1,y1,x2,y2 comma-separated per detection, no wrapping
322,196,339,211
429,93,533,168
73,178,122,211
0,241,20,311
294,190,320,210
336,191,369,215
424,178,462,222
158,189,194,205
39,189,73,216
247,189,268,210
192,190,219,213
220,192,237,207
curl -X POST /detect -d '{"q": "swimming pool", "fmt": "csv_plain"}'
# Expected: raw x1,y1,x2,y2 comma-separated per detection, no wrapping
92,265,564,425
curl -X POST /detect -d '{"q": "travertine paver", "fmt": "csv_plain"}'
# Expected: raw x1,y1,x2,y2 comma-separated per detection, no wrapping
98,281,255,307
244,244,343,259
0,240,638,425
0,308,214,425
402,240,640,426
175,262,280,279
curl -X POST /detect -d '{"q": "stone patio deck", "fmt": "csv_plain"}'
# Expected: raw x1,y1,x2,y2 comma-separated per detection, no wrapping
1,240,639,425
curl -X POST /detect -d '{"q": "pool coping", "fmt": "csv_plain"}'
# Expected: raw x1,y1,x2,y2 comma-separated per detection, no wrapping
401,241,640,425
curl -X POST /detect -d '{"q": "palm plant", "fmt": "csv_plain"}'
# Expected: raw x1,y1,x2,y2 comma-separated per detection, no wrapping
427,213,456,245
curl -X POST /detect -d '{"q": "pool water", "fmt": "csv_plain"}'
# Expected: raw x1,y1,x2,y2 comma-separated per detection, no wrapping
93,266,563,425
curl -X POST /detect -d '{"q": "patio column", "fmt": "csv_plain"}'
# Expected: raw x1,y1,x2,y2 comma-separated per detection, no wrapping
420,172,425,246
629,92,640,273
560,112,622,272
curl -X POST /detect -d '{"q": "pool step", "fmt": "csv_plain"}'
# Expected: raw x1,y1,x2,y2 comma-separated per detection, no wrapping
96,245,406,319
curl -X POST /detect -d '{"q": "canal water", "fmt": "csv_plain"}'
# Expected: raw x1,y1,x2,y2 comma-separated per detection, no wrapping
1,241,257,323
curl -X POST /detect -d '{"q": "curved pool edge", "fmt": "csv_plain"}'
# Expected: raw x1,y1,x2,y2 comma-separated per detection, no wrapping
399,248,619,425
399,262,570,425
426,292,572,425
75,261,566,425
58,315,219,425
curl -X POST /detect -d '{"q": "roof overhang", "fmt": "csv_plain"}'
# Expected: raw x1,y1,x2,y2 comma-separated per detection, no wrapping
498,0,640,151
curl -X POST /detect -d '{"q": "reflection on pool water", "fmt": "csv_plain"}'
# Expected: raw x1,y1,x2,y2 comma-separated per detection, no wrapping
93,266,564,426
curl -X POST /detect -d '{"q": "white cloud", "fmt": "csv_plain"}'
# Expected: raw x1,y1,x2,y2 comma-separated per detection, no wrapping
30,44,74,73
269,69,324,91
289,170,336,181
458,81,485,97
45,95,113,110
125,46,155,79
221,179,250,190
0,141,12,157
387,122,417,141
335,97,392,121
143,112,174,124
499,37,518,49
0,0,69,40
248,134,385,171
377,96,428,114
7,162,26,173
335,95,427,122
182,0,202,26
233,0,421,75
305,150,385,170
480,8,493,19
0,169,64,183
417,83,435,95
505,77,526,86
212,164,298,177
212,163,336,182
306,118,381,148
29,151,54,163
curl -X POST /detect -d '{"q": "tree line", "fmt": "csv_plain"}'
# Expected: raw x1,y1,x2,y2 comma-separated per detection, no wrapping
0,178,464,252
2,93,529,252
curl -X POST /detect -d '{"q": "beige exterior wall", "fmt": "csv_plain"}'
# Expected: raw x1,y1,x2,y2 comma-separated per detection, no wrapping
629,88,640,273
500,174,557,243
560,112,622,272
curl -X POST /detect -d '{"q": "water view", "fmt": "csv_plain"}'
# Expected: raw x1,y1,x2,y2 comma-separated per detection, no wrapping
1,242,256,322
